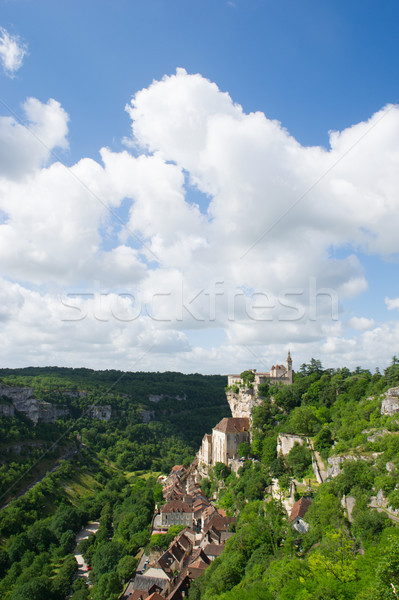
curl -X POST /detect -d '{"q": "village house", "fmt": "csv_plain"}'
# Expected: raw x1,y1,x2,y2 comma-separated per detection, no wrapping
289,496,312,533
160,499,194,528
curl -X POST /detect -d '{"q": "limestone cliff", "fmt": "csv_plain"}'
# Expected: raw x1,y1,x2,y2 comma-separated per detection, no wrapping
0,384,69,424
87,405,112,421
226,387,262,421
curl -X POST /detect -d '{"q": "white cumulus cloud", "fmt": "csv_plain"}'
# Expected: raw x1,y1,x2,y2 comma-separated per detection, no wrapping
1,70,399,372
0,26,27,77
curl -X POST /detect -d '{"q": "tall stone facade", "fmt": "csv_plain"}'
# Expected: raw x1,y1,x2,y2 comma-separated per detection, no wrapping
197,417,250,471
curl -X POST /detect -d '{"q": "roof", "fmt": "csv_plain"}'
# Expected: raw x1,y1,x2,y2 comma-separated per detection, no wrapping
132,576,166,593
203,543,224,557
160,500,193,514
158,551,173,573
175,532,191,550
171,465,184,472
213,417,250,434
204,514,236,533
144,568,169,580
170,543,184,562
127,591,150,600
147,594,166,600
289,497,312,522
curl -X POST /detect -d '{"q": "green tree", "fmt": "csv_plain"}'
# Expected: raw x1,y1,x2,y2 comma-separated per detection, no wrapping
286,443,312,479
288,405,320,436
238,442,251,458
92,541,125,579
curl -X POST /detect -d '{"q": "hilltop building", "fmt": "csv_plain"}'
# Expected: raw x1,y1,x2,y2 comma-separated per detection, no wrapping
227,351,293,390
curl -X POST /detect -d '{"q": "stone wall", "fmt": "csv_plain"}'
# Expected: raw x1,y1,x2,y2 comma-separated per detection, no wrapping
277,433,307,456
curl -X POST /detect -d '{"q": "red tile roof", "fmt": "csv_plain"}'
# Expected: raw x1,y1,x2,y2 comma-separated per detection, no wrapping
213,417,250,434
289,497,312,522
203,543,224,557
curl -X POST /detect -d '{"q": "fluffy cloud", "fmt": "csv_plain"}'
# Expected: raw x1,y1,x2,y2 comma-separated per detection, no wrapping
1,69,399,372
385,297,399,311
0,26,27,77
0,98,68,180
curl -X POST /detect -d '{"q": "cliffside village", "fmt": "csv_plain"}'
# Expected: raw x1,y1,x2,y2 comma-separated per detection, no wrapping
121,463,235,600
120,354,307,600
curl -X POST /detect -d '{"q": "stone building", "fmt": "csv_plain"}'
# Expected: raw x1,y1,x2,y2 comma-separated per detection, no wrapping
289,496,312,533
160,500,194,528
197,417,250,470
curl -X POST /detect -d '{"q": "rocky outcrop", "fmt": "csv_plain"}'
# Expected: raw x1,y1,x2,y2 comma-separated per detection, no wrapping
226,388,262,421
381,387,399,415
327,453,381,478
142,409,155,423
11,396,69,424
327,455,357,478
87,405,112,421
149,393,187,403
0,384,69,424
4,441,47,455
374,489,399,516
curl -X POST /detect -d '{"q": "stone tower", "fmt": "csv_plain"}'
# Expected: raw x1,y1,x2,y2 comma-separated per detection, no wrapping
286,350,293,384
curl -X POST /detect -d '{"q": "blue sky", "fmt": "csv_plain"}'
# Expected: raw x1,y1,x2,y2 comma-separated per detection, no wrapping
0,0,399,374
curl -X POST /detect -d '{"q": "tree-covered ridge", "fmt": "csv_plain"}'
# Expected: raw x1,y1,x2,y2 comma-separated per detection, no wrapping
188,356,399,599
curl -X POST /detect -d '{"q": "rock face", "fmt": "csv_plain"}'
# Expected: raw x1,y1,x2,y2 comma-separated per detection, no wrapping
277,433,307,456
375,489,399,516
142,409,155,423
381,387,399,415
0,384,69,424
87,405,112,421
327,455,357,478
326,453,380,478
148,394,187,403
226,388,262,421
11,396,69,424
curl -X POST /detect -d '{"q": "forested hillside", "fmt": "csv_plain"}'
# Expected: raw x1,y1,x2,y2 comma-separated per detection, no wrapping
190,357,399,600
